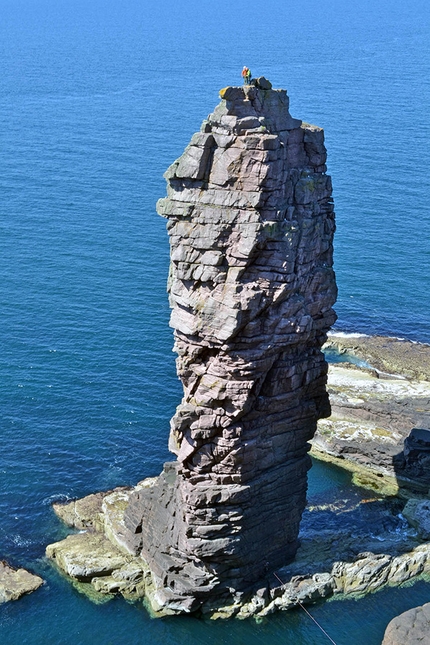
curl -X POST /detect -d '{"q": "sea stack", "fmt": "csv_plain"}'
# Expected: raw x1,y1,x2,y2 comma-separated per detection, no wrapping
120,80,337,611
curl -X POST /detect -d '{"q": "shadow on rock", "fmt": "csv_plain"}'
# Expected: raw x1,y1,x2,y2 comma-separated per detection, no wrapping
393,428,430,493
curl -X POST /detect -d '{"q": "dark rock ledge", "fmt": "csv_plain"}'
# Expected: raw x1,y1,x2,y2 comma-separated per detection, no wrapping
0,561,44,603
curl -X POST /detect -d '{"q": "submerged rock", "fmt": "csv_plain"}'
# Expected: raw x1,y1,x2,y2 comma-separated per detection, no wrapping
0,561,43,603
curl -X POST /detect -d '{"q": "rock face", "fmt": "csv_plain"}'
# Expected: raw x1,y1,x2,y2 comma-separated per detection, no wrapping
46,481,430,618
382,602,430,645
403,499,430,540
313,335,430,496
116,83,337,612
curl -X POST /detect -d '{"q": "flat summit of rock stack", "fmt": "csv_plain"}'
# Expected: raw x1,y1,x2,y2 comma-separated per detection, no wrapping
119,81,337,612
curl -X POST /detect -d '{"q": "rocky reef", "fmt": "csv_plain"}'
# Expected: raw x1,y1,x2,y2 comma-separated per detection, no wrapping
47,81,337,614
46,485,430,619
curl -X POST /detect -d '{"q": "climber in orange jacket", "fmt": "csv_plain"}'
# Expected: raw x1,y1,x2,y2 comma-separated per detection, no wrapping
242,66,252,85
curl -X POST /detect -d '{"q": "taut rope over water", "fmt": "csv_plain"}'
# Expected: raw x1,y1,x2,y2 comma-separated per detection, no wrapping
273,573,338,645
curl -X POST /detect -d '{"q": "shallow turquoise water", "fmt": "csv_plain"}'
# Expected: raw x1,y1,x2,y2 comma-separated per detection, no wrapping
0,0,429,643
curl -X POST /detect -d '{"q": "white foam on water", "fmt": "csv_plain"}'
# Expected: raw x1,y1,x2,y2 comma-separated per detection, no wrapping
327,331,369,338
12,534,34,547
42,493,72,506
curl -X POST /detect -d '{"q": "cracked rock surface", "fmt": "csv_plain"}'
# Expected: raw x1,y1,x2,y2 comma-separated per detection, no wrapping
118,82,337,612
46,82,337,614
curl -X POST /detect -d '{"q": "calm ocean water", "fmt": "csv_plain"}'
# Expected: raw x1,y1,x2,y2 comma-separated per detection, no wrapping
1,0,429,643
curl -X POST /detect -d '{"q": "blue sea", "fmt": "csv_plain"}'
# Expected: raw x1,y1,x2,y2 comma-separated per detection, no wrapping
1,0,429,643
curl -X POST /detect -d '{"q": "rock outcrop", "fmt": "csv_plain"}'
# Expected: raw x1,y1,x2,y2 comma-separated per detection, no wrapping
47,81,337,613
382,602,430,645
0,561,43,603
313,335,430,496
403,499,430,540
120,82,336,611
46,483,430,619
324,334,430,382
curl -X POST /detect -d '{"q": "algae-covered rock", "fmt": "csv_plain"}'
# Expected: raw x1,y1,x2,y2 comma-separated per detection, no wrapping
52,486,132,531
53,493,106,530
332,553,392,595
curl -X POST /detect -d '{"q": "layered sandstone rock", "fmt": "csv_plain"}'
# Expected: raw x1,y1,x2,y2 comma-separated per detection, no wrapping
313,335,430,496
46,474,430,618
46,82,336,614
116,82,337,612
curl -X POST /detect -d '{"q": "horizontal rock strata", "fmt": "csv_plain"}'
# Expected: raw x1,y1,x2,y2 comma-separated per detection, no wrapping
121,83,337,611
325,334,430,381
0,561,43,603
313,335,430,496
46,485,430,619
47,81,337,614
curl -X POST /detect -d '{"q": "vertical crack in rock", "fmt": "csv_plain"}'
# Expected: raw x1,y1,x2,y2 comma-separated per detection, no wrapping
122,82,337,613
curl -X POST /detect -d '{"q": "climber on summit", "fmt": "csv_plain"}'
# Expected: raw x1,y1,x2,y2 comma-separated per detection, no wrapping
242,66,251,85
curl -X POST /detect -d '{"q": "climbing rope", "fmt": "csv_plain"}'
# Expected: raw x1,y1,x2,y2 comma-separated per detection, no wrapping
273,572,338,645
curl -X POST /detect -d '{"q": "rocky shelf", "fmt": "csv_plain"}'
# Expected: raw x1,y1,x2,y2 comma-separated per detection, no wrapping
314,333,430,498
46,478,430,619
46,331,430,619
